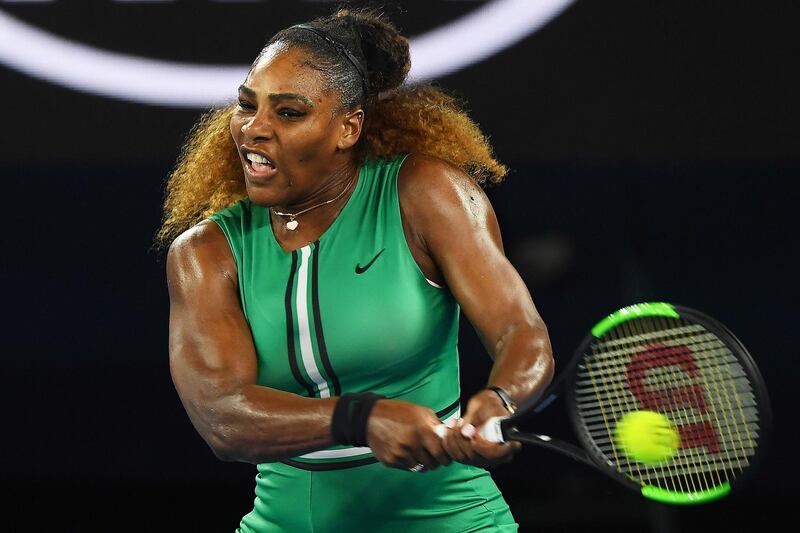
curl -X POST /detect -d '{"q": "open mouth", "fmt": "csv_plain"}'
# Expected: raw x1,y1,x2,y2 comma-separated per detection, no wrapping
243,150,277,180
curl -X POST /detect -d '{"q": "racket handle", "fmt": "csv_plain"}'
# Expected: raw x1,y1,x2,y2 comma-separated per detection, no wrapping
432,416,509,443
479,416,508,443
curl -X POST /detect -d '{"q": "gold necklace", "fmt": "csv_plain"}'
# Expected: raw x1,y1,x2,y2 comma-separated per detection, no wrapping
270,176,355,231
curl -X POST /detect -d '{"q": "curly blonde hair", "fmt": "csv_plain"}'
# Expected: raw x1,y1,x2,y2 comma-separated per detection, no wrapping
155,11,507,249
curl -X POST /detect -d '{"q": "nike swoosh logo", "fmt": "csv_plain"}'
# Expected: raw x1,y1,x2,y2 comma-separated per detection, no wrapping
355,248,385,274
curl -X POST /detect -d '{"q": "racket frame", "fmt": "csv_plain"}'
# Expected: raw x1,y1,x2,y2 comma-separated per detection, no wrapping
496,302,771,505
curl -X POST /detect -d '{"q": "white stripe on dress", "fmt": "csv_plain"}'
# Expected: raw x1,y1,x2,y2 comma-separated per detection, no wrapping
425,277,444,289
296,245,331,398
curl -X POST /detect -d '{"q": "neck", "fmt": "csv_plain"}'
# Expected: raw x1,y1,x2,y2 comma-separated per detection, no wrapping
274,160,358,215
269,159,360,239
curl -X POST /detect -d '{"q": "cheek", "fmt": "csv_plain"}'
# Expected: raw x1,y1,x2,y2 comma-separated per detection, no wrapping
229,116,243,141
290,121,339,164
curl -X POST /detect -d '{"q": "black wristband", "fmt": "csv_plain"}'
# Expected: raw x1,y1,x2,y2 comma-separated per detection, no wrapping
331,392,385,447
351,393,383,447
487,386,517,414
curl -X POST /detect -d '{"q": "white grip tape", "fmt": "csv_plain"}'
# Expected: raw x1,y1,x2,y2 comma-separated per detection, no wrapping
479,416,507,443
433,416,508,443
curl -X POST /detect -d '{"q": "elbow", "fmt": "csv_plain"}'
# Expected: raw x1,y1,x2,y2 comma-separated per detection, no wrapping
205,430,241,462
203,424,278,464
535,338,555,385
210,441,239,462
541,349,555,387
189,394,258,463
198,408,255,463
531,323,555,386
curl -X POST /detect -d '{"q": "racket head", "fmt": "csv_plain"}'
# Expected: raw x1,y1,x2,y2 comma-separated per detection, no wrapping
566,302,771,505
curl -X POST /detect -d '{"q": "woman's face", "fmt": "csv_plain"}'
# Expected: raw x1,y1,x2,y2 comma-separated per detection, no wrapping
230,44,363,208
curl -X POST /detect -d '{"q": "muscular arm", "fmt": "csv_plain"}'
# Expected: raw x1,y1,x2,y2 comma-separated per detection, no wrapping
166,220,337,463
399,155,554,407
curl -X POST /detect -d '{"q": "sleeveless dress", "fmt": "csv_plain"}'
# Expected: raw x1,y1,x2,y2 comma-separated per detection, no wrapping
209,155,517,532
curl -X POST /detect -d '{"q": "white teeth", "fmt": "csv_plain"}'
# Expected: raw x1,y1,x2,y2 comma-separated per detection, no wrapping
246,152,271,165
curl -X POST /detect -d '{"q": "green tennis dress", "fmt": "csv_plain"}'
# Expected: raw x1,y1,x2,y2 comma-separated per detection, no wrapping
209,155,517,533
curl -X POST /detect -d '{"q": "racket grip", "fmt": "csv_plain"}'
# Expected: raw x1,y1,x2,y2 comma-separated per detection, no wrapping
432,417,508,442
479,416,508,443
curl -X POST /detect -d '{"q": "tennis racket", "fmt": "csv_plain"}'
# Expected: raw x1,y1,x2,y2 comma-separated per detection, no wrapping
449,302,771,505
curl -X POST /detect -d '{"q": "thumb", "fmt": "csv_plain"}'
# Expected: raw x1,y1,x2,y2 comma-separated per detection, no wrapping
460,422,477,439
456,415,479,439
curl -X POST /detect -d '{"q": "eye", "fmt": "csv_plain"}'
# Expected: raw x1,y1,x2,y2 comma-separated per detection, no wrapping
278,108,305,118
238,99,255,110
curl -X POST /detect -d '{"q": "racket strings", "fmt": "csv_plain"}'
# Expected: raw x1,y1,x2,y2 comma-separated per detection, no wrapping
648,316,751,488
631,316,690,493
657,315,725,492
634,316,729,492
686,315,740,487
576,315,760,495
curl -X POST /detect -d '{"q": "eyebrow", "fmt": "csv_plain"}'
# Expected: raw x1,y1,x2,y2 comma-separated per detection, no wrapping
238,85,314,107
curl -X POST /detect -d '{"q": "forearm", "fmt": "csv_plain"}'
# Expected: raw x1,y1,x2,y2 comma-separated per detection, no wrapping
486,319,554,406
198,385,338,464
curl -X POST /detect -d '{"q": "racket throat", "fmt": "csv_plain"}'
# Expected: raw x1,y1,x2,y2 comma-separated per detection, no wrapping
506,427,597,469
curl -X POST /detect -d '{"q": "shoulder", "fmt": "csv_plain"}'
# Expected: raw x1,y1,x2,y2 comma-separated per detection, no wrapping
168,219,228,259
167,219,237,289
398,153,495,232
398,153,476,193
169,198,250,278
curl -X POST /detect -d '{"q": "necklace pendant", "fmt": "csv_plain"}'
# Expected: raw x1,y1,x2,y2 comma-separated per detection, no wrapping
286,219,299,231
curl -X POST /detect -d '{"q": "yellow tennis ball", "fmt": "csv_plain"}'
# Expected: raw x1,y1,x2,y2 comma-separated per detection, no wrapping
614,410,680,464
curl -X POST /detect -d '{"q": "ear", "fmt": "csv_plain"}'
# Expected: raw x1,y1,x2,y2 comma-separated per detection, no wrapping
336,108,364,150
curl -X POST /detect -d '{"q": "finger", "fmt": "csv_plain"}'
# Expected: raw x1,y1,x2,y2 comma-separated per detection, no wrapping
452,428,481,464
411,447,440,471
470,437,519,462
422,429,452,466
378,453,408,471
451,419,489,465
440,432,462,461
460,411,476,428
460,423,477,440
441,429,468,462
396,451,424,471
381,444,427,471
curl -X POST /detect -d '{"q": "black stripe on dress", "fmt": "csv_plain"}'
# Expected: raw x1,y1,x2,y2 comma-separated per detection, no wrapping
281,399,462,471
285,250,315,397
436,399,461,418
311,241,342,396
281,456,379,471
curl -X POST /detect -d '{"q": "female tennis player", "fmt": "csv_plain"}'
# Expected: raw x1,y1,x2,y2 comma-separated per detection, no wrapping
159,8,553,532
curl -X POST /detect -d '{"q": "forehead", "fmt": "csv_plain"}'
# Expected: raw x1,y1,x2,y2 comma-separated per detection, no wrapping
245,43,333,101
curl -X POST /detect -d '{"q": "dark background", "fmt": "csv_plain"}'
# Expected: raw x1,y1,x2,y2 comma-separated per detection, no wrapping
2,1,797,531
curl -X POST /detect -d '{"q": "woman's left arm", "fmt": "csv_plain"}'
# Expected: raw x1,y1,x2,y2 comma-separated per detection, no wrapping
398,154,555,467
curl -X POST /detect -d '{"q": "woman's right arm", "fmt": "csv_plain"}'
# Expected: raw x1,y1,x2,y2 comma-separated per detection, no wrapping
167,220,451,469
166,220,338,463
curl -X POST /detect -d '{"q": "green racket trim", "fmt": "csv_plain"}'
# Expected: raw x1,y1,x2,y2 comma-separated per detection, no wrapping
641,483,731,505
591,302,679,337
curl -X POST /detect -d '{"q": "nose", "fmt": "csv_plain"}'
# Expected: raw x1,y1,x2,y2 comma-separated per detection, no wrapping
240,109,274,141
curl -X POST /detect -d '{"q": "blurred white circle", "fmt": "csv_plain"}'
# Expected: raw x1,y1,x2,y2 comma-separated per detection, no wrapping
0,0,573,107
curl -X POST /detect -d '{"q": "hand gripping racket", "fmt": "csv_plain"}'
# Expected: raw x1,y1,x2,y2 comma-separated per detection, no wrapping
462,302,771,505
